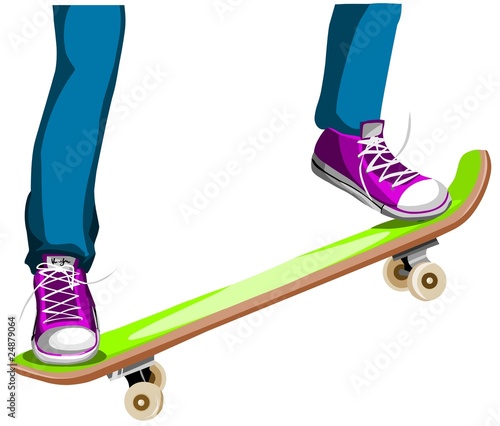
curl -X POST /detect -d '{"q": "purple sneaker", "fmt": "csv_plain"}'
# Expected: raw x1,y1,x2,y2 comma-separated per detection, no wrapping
31,255,99,364
311,120,451,220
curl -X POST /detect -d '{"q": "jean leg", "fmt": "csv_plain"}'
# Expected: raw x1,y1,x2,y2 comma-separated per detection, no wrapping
25,6,125,273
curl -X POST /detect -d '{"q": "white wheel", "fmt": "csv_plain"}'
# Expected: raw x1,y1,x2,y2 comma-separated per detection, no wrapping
383,258,409,291
407,262,446,301
124,382,164,420
149,361,167,390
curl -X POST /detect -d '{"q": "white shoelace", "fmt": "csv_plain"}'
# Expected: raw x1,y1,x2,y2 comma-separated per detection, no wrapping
357,136,419,200
35,262,85,323
19,263,115,324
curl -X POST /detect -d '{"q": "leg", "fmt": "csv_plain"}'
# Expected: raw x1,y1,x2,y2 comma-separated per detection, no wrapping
25,5,125,274
315,4,401,134
311,4,451,220
26,5,125,364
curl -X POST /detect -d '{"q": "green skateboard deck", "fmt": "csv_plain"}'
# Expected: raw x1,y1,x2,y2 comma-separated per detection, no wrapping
13,150,490,417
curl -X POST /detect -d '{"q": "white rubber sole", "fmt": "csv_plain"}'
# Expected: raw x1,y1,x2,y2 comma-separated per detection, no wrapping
311,154,451,221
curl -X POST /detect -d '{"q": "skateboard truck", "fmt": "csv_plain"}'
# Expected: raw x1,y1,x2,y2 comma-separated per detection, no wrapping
383,238,447,301
108,357,167,420
107,357,154,383
393,239,440,276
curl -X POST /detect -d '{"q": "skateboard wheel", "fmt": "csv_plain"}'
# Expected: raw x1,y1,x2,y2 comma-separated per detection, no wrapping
124,382,164,420
407,262,446,301
383,258,409,291
149,361,167,390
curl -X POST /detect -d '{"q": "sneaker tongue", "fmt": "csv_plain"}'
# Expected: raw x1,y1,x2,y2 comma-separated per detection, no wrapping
46,256,77,268
361,120,384,139
358,120,417,185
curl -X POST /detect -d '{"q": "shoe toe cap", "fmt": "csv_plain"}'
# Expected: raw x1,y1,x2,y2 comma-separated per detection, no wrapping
398,178,450,214
40,326,97,353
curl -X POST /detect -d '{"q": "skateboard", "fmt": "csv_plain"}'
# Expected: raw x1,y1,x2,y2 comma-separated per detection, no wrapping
13,150,490,420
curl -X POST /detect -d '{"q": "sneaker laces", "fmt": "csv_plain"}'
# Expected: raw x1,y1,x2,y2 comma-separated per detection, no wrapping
34,262,86,323
357,115,419,199
19,264,116,324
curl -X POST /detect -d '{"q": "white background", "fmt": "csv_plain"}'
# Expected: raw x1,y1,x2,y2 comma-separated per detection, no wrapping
1,0,500,425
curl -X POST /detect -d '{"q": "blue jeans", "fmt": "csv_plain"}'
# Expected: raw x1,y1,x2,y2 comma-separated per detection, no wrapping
25,6,125,273
24,4,399,273
315,3,401,135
